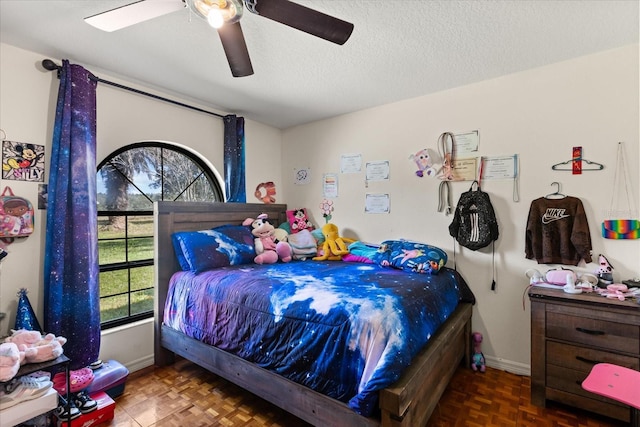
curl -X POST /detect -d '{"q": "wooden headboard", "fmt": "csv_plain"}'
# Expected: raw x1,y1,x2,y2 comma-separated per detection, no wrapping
153,201,287,364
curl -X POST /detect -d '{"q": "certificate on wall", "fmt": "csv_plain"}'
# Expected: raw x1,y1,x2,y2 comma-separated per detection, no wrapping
365,160,390,181
323,173,338,198
341,154,362,174
365,194,390,214
451,157,478,181
481,155,518,179
454,131,479,155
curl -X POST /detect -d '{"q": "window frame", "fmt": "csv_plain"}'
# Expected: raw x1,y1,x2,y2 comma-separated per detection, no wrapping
97,142,223,330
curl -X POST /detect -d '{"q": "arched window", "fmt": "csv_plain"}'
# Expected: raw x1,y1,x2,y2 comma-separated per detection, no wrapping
97,142,223,329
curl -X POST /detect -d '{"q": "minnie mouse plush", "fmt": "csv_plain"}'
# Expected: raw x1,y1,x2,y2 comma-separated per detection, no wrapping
243,214,292,264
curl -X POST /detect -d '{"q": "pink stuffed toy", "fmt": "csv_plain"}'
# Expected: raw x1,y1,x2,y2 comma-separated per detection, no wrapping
471,332,486,373
5,329,67,364
0,342,24,382
243,214,292,264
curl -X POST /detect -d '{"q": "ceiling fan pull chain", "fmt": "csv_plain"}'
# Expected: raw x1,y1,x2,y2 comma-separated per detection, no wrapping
244,0,258,15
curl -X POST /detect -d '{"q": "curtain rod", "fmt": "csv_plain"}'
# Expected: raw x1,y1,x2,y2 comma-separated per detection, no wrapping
42,59,225,119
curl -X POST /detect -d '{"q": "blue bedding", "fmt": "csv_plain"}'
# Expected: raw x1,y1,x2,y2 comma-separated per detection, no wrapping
163,261,473,416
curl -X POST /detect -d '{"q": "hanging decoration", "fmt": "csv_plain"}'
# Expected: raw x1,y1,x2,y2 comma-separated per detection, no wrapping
319,199,334,224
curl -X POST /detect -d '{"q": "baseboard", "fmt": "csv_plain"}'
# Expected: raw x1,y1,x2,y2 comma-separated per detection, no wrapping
123,354,155,373
484,355,530,376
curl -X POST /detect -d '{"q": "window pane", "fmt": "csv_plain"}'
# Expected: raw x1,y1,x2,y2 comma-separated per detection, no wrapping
131,289,154,316
100,270,129,297
98,239,127,264
100,294,129,323
128,237,153,262
127,216,153,237
130,266,153,291
98,216,126,239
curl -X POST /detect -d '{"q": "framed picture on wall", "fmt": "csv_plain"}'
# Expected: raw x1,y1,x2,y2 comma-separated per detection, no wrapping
2,140,45,182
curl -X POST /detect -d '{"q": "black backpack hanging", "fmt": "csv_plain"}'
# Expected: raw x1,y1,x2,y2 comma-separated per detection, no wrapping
449,180,499,250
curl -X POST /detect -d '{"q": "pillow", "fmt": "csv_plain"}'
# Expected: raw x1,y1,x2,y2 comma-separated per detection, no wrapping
172,225,255,273
286,208,314,234
372,240,447,275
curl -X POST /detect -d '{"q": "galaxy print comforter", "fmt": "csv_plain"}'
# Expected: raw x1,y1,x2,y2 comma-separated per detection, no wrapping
163,261,474,416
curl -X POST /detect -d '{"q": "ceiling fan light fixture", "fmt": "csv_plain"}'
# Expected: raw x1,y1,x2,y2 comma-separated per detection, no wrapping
187,0,243,28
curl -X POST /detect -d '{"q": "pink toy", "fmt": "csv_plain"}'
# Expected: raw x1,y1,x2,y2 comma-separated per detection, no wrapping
471,332,486,373
0,342,25,382
4,329,67,364
243,214,292,264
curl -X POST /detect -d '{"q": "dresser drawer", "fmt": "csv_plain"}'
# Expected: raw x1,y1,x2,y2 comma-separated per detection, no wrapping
546,364,628,408
547,341,640,373
546,311,639,354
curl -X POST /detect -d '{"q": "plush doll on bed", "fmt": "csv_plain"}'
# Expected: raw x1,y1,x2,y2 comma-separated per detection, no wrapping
313,223,356,261
243,214,292,264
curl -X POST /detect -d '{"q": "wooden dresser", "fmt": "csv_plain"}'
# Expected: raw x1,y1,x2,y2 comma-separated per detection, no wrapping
529,287,640,423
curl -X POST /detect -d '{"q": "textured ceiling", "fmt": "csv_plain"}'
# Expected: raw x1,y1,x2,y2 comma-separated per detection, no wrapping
1,1,638,129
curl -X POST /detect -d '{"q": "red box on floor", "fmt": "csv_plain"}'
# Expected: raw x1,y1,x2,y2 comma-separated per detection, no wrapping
56,391,115,427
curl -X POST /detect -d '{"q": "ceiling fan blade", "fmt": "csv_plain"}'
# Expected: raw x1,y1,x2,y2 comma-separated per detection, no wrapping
85,0,185,32
217,22,254,77
252,0,354,45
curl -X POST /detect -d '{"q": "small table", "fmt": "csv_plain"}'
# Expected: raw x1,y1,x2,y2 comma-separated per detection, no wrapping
582,363,640,427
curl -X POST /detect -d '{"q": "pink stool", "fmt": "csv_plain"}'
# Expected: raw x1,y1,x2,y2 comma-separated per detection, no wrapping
582,363,640,427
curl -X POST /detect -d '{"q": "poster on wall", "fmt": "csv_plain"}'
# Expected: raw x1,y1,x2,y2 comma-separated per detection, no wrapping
293,167,311,185
323,173,339,198
2,140,45,182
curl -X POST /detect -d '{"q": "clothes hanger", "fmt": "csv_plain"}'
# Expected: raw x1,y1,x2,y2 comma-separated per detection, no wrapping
551,157,604,171
545,182,567,199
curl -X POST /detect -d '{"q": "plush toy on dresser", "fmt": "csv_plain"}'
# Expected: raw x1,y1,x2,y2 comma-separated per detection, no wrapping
471,332,486,373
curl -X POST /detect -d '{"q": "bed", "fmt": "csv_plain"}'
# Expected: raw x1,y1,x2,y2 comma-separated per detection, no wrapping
154,201,474,427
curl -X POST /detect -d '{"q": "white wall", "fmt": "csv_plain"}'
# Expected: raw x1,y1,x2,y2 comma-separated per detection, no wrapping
281,45,640,374
0,43,283,370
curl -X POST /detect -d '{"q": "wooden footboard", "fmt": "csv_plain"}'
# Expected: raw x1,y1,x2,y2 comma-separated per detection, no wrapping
154,201,472,427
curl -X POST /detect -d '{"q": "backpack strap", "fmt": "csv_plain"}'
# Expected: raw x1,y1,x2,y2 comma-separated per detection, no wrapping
437,181,452,215
1,186,14,197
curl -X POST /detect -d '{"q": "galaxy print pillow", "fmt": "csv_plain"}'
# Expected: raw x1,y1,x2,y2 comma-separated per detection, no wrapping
372,240,448,275
172,225,255,273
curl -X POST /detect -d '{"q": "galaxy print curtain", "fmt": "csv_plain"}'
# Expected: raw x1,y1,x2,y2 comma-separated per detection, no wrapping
223,114,246,202
44,60,100,369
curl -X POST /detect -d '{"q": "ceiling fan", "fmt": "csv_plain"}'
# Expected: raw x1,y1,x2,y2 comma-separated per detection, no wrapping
84,0,354,77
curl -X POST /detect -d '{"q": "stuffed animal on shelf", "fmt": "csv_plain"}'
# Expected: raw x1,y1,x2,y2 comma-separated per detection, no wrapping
313,223,355,261
4,329,67,364
0,342,24,382
243,214,292,264
471,332,486,373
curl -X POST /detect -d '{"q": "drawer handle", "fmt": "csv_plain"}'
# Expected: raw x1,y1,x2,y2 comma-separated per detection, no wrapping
576,355,601,365
575,327,605,336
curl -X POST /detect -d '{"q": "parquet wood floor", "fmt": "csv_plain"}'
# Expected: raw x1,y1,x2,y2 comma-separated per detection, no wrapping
104,358,623,427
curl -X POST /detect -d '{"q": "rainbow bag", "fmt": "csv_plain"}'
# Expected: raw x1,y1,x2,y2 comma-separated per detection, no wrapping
601,219,640,240
602,142,638,240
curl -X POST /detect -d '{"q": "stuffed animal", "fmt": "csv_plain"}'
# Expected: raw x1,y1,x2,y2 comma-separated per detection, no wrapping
4,329,67,364
471,332,486,373
313,223,356,261
0,342,24,382
243,214,292,264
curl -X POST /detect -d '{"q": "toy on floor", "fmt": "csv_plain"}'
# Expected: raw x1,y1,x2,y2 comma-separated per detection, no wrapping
471,332,486,373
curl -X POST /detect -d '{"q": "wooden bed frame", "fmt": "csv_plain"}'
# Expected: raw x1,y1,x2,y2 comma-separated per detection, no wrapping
153,201,473,427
